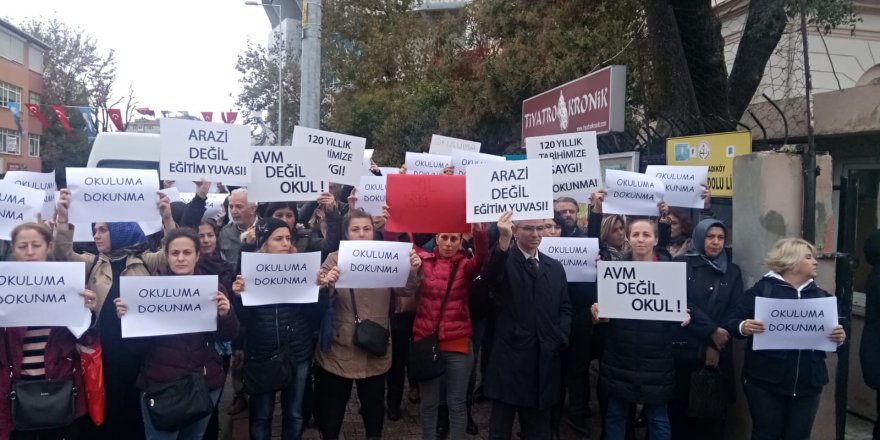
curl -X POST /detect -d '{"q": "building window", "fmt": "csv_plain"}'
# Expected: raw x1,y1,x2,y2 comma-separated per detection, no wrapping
29,91,42,105
0,29,25,64
0,81,23,107
28,134,40,157
28,46,44,74
0,129,21,154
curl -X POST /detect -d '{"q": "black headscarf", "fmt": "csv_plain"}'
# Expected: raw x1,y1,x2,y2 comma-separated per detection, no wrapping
255,217,291,250
686,218,728,273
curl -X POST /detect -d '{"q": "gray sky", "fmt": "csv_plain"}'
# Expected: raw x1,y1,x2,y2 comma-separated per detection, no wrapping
4,0,273,113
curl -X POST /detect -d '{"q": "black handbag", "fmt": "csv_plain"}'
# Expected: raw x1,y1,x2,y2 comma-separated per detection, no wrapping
349,289,391,357
10,378,76,431
5,329,77,432
243,330,293,395
688,367,727,418
407,260,462,382
143,373,214,432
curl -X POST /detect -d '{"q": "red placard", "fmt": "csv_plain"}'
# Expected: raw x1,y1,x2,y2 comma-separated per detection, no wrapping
385,174,469,233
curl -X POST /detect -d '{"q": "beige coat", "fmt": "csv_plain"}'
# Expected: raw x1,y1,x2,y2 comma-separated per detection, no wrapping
54,228,166,320
315,251,421,379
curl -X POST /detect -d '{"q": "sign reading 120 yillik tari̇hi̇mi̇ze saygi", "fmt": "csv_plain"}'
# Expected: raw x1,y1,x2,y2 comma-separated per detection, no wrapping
526,131,602,200
291,126,366,187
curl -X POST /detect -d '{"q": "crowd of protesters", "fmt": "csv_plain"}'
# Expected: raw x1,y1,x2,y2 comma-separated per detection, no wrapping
0,160,853,440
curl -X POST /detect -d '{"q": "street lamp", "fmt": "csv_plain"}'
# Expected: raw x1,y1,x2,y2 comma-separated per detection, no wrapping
245,1,284,145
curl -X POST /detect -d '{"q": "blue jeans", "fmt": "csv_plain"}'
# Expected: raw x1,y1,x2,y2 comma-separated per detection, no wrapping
249,359,311,440
140,388,221,440
605,396,669,440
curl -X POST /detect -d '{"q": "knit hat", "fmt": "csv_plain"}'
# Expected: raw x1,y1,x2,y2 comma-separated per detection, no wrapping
255,217,291,250
95,222,146,252
265,202,298,225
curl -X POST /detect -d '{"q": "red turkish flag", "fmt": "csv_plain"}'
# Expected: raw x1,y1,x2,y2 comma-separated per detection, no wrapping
107,108,125,131
24,104,50,128
52,105,72,136
221,112,238,124
201,112,213,122
136,107,155,117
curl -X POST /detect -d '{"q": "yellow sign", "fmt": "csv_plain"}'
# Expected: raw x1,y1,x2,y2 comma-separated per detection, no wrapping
665,131,752,197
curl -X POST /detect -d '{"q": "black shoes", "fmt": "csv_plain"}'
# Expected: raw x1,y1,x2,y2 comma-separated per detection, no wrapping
387,405,402,421
437,404,449,437
565,414,591,437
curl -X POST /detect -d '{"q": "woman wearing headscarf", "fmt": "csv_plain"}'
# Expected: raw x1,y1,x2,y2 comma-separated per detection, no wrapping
669,219,743,439
54,189,176,440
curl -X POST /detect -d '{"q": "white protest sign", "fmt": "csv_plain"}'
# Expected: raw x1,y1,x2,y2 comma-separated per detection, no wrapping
597,261,687,322
160,118,252,185
451,150,505,176
0,262,89,328
538,237,600,282
356,175,387,217
526,131,602,199
753,296,838,351
159,187,181,202
335,240,413,289
139,220,163,236
603,170,666,216
429,134,481,156
379,167,399,176
405,152,451,175
179,192,229,221
465,158,554,223
249,146,327,203
0,181,45,239
4,170,56,220
291,126,366,186
66,168,160,224
645,165,708,209
363,149,374,173
120,275,219,338
240,252,321,305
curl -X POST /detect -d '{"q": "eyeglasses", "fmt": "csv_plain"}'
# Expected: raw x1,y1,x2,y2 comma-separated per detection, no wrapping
519,225,547,233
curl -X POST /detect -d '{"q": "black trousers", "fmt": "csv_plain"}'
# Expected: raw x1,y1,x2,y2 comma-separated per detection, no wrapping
744,380,821,440
12,419,79,440
314,366,386,439
669,363,725,440
489,400,551,440
551,305,592,430
387,311,416,410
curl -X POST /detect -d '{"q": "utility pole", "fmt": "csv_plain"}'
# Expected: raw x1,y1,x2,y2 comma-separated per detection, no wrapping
299,0,322,130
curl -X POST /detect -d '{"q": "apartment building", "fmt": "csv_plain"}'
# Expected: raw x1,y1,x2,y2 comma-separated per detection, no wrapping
0,18,49,172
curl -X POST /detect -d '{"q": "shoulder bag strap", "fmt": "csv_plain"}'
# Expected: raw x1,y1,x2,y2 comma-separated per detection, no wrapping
348,288,361,323
434,260,463,333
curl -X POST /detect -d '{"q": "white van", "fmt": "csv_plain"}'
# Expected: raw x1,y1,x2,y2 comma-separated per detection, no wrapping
86,132,161,170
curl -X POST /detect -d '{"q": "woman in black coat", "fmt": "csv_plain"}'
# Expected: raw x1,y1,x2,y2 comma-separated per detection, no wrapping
736,237,846,440
861,229,880,439
669,219,743,439
591,218,689,440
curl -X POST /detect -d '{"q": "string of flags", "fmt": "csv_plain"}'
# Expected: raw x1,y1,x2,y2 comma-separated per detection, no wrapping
4,101,239,138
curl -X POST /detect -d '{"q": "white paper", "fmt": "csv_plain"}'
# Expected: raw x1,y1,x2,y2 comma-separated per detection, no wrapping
0,262,89,328
66,168,160,224
159,187,181,202
355,175,387,217
363,149,375,173
538,237,600,282
335,241,413,289
291,126,366,186
120,275,219,338
597,261,688,322
753,296,838,352
178,192,229,221
379,167,400,176
0,181,44,240
405,152,451,175
526,132,602,200
160,119,253,185
4,170,56,220
240,252,321,306
603,170,666,216
429,134,481,156
451,150,505,176
645,165,708,209
465,158,554,223
249,146,328,202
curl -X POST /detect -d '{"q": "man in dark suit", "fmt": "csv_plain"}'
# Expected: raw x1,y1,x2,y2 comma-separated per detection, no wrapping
482,211,572,440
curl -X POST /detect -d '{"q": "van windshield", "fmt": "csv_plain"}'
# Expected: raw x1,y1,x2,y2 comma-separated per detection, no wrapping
96,160,159,171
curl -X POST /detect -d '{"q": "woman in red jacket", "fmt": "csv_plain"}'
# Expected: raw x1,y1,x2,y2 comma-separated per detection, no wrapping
412,224,489,440
115,227,239,439
0,222,98,440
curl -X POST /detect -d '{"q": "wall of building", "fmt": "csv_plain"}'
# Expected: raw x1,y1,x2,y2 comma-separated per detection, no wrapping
0,23,45,172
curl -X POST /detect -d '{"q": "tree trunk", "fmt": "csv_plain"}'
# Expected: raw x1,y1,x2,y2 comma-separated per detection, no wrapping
671,0,731,120
643,0,701,135
727,0,787,120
